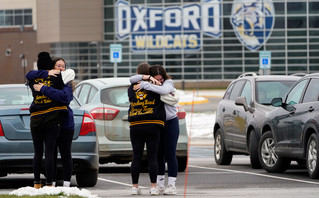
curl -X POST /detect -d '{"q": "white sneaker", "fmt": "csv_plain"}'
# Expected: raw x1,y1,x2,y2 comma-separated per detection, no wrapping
131,187,142,195
164,185,177,195
157,186,165,194
149,187,159,195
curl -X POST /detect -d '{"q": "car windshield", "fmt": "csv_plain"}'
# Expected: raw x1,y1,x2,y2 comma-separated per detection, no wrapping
0,86,33,106
256,81,296,105
101,86,130,107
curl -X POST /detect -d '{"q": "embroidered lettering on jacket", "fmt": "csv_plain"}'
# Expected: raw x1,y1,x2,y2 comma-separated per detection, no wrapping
130,89,156,116
34,77,53,104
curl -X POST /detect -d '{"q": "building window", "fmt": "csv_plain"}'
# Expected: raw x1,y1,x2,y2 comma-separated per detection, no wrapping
0,9,32,27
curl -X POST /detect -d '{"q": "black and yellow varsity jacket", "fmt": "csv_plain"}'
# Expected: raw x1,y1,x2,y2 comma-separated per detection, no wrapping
27,72,68,118
128,83,166,128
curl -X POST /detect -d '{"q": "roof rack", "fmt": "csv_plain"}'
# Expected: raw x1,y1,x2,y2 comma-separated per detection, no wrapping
238,72,257,79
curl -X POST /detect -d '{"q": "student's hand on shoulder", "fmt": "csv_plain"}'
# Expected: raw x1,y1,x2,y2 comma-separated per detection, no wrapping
48,69,61,77
33,83,44,92
133,83,141,92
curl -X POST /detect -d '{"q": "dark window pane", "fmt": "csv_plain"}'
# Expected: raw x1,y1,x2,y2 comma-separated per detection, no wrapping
24,15,32,25
287,17,306,28
14,15,22,25
309,2,319,14
310,16,319,28
287,2,306,14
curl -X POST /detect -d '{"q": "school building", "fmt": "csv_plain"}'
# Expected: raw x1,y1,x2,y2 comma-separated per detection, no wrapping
0,0,318,88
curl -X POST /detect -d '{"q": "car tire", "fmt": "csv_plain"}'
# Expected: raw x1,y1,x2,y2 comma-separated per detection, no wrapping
258,131,291,173
177,156,187,172
76,169,98,187
249,130,262,169
214,128,232,165
306,134,319,179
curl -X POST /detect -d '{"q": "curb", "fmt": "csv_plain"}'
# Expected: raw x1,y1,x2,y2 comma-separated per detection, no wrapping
178,98,209,105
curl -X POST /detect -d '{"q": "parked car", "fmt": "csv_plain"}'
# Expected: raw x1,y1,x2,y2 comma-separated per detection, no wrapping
0,84,99,187
213,72,301,168
74,77,188,171
258,73,319,178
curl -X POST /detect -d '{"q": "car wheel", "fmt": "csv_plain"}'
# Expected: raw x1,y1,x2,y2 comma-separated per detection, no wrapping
177,156,187,172
249,130,262,169
306,134,319,179
214,128,232,165
76,169,98,187
258,131,291,173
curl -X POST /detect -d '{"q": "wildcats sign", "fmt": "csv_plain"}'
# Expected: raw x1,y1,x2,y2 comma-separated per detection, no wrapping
230,0,275,51
115,0,221,52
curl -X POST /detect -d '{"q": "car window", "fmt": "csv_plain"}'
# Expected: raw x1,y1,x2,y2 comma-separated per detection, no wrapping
0,87,33,105
229,80,245,101
87,86,98,103
256,81,297,104
302,78,319,103
70,97,80,107
241,81,252,105
223,83,234,100
101,86,130,107
286,79,307,105
74,84,82,98
78,84,91,104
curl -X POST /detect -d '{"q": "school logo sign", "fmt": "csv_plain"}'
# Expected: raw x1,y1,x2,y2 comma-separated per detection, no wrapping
115,0,221,52
230,0,275,51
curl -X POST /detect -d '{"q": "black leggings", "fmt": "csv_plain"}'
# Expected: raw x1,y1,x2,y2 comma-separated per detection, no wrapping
31,123,59,185
130,125,161,184
53,129,74,182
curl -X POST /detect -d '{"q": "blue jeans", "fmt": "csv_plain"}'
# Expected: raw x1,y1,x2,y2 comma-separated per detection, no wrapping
158,117,180,177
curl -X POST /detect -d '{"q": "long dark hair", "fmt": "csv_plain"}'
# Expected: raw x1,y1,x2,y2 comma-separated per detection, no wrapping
149,65,171,81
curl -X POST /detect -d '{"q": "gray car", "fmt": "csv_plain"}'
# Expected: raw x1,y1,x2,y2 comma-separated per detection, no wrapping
0,84,99,187
74,77,188,171
213,73,301,168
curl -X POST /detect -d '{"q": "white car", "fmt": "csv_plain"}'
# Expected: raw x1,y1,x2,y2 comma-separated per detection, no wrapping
74,78,188,171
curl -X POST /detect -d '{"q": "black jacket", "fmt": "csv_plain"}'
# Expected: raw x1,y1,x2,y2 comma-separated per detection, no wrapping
128,83,166,128
27,72,68,118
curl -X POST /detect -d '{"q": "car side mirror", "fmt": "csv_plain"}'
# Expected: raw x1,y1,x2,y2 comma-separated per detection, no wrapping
271,98,283,107
235,96,249,111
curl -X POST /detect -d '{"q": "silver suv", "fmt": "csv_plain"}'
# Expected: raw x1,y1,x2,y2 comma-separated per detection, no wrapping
213,73,301,168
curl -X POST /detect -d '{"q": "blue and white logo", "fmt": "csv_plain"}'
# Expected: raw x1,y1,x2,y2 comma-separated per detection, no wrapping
230,0,275,51
115,0,221,52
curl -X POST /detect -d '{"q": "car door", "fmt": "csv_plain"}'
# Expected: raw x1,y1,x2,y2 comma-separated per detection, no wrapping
274,79,308,150
286,78,319,150
233,80,252,150
222,80,247,149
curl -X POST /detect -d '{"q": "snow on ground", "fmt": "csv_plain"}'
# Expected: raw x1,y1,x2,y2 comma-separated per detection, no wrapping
9,186,99,198
186,112,215,139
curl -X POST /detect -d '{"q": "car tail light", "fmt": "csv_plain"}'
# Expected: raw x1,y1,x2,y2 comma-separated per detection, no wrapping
20,108,29,111
176,106,186,119
90,107,119,120
80,113,96,136
0,121,4,136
